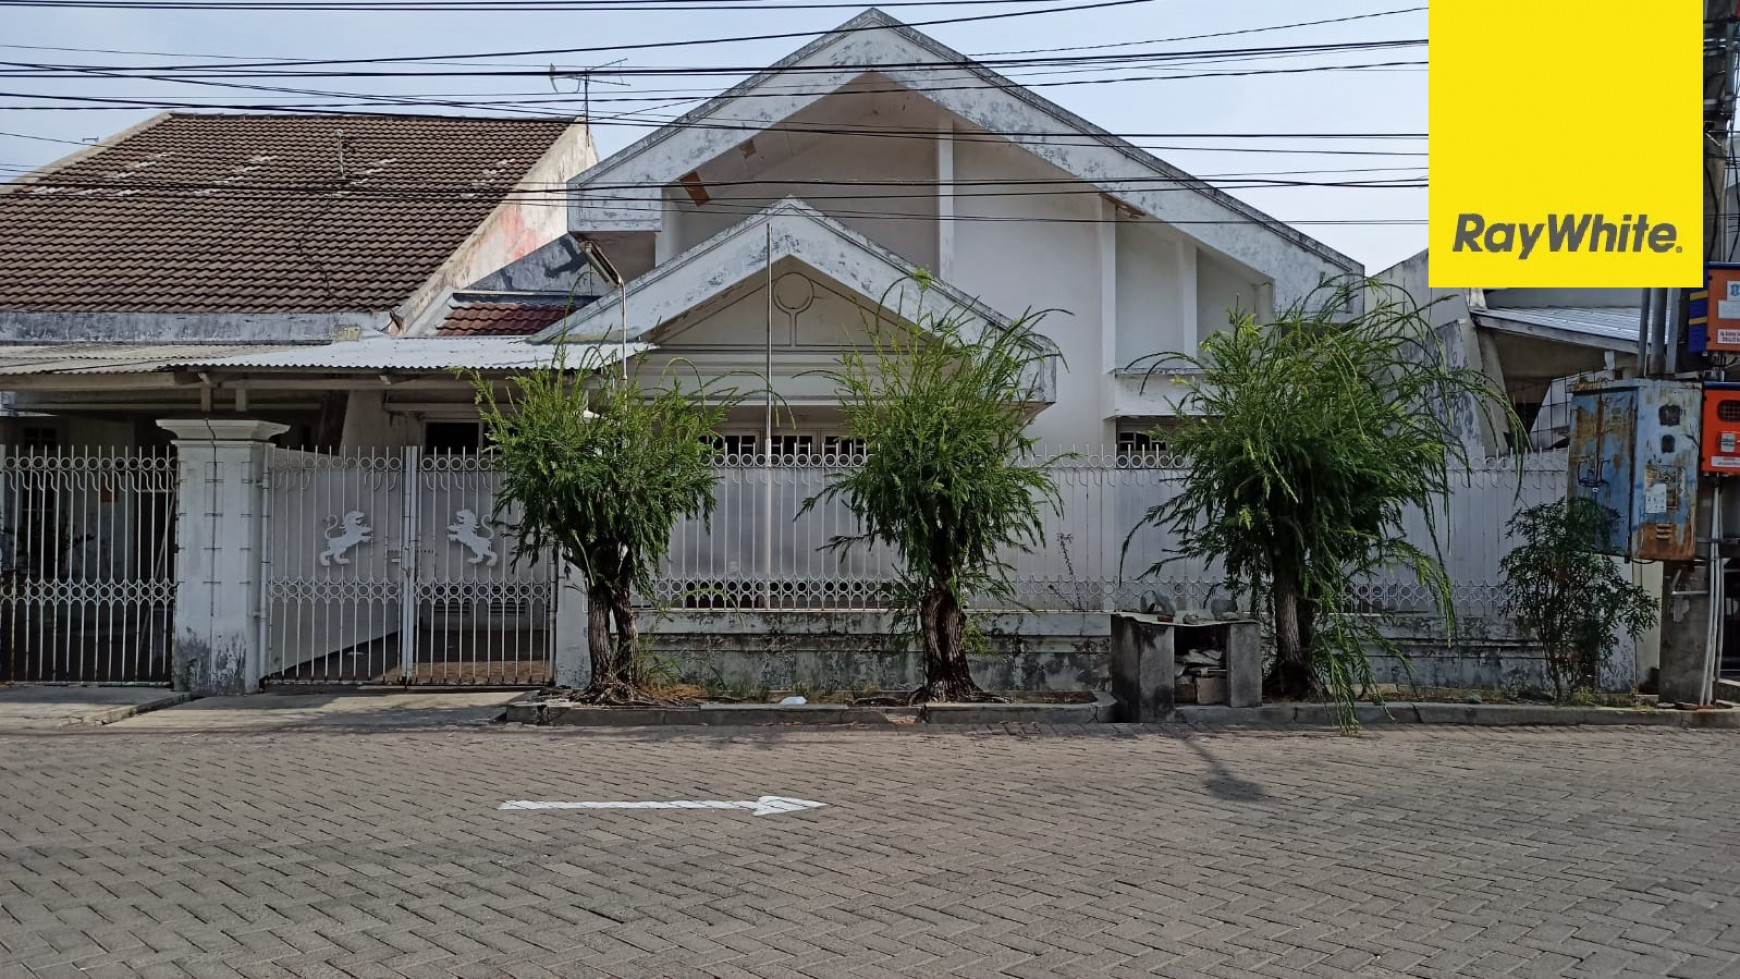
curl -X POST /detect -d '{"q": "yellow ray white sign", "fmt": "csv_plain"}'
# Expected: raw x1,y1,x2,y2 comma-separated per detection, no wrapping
1429,2,1703,288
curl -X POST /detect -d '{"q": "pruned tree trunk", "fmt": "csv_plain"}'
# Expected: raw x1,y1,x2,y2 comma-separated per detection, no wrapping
1269,562,1314,699
917,583,988,702
580,558,650,704
585,580,614,693
1547,644,1568,702
608,570,640,687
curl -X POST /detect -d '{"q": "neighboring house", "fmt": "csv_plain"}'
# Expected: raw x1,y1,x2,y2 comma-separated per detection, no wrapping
0,112,601,452
1376,249,1641,454
1,10,1360,458
1377,249,1663,686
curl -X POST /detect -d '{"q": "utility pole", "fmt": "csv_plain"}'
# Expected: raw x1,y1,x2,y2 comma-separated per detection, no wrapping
1657,0,1740,704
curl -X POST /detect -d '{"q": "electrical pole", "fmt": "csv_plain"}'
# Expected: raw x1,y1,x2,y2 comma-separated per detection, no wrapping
1657,0,1740,705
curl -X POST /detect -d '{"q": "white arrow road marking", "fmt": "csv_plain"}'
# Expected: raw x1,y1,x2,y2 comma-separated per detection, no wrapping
499,796,826,817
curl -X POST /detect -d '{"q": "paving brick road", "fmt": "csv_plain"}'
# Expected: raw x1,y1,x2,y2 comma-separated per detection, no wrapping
1,723,1738,979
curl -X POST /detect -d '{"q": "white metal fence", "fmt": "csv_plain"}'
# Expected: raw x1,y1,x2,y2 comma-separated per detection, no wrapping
0,441,1562,688
261,448,554,686
0,447,177,683
652,447,1569,617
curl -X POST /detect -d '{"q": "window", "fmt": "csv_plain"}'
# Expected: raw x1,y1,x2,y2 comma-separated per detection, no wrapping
20,426,59,453
707,433,759,459
822,436,867,462
424,421,481,455
711,431,866,462
768,434,814,460
1117,430,1166,466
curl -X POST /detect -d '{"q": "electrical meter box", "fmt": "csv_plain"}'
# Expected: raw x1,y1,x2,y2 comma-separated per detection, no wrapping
1567,378,1701,561
1703,383,1740,472
1692,263,1738,352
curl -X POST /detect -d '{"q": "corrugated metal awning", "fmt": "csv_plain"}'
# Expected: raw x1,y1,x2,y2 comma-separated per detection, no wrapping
0,343,304,375
186,337,650,372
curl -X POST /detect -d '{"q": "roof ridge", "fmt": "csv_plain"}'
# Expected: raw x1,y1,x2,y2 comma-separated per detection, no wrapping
0,111,172,198
162,110,579,123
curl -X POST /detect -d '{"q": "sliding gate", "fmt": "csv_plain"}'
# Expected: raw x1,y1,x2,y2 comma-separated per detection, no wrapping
0,447,177,684
261,448,554,685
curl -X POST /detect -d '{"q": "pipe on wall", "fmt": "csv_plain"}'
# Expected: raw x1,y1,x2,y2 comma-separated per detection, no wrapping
1663,288,1677,377
1637,288,1656,375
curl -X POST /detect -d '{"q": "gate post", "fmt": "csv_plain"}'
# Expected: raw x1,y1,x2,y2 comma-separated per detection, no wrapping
159,419,288,696
552,565,591,689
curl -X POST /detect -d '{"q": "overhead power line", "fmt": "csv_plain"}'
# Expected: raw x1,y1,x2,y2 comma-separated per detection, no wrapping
0,0,1132,6
0,0,1167,71
0,38,1426,78
0,60,1427,116
8,174,1427,195
2,181,1426,224
0,129,95,145
978,6,1424,55
0,6,1425,69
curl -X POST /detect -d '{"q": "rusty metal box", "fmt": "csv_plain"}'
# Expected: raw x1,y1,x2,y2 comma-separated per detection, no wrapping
1568,379,1701,561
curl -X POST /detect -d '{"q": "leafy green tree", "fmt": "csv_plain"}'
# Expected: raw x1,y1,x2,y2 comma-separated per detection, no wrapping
807,277,1062,702
1128,278,1522,717
1500,497,1658,701
474,349,733,703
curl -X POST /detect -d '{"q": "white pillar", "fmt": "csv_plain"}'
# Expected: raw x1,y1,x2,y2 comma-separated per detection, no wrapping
936,120,955,280
159,419,288,696
1100,199,1118,372
553,565,592,689
1176,239,1199,360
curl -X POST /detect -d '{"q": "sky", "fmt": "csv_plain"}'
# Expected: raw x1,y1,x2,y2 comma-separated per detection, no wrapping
0,0,1428,272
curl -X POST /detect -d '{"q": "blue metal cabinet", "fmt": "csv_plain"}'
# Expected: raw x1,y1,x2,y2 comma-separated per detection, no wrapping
1568,379,1701,561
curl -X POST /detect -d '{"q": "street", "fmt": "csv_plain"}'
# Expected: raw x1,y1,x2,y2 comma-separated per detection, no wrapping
1,723,1737,979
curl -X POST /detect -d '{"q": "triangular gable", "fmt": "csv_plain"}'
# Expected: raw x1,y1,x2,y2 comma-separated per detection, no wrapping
536,198,1056,401
569,9,1360,309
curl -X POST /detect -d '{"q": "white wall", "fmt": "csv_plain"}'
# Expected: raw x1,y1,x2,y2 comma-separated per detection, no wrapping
644,265,906,407
1196,255,1263,345
400,123,599,333
338,391,416,452
1114,219,1187,367
665,124,940,269
951,132,1106,445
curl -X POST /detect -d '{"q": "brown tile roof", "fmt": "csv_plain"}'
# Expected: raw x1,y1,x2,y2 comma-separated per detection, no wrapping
437,302,573,337
0,113,575,314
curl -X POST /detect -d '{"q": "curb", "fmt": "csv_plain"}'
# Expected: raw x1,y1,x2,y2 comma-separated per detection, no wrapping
505,691,1117,727
920,691,1117,726
68,693,197,727
1175,701,1740,729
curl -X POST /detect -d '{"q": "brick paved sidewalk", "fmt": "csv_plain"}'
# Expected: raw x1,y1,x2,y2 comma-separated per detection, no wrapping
1,724,1736,978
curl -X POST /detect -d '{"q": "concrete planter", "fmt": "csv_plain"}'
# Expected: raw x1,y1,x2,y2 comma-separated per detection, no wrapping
506,691,1117,727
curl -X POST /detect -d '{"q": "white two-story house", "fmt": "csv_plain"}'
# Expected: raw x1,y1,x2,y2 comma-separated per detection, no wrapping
483,8,1363,456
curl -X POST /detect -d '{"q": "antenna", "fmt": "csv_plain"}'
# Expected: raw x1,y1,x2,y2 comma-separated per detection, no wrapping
334,128,351,182
549,59,627,122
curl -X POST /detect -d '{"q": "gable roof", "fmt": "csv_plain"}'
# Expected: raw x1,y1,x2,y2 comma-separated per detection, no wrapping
436,301,576,337
1473,306,1641,352
569,9,1360,305
536,197,1056,401
0,112,577,313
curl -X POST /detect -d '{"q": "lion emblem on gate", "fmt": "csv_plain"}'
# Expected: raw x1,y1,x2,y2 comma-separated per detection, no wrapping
319,511,372,566
447,509,499,566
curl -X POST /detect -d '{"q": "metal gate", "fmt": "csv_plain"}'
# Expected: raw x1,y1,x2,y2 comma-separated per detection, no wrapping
261,448,554,685
0,446,177,684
